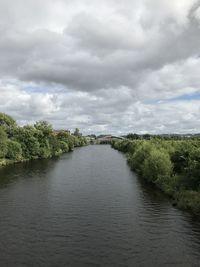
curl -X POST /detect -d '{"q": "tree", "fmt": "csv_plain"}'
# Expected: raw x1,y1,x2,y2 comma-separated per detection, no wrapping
34,121,53,136
57,132,75,151
0,141,7,159
126,133,140,140
183,147,200,190
73,128,81,136
48,134,62,156
128,141,152,172
34,121,54,158
0,113,17,138
0,113,16,128
0,126,7,139
171,141,195,174
6,140,22,160
142,148,172,182
0,126,7,158
13,126,41,159
59,141,69,153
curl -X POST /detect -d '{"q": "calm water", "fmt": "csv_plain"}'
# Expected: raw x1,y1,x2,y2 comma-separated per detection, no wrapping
0,145,200,267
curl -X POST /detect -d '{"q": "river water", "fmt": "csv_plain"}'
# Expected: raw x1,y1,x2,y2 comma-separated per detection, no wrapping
0,145,200,267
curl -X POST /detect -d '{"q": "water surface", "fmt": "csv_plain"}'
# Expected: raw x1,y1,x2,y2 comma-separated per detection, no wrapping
0,145,200,266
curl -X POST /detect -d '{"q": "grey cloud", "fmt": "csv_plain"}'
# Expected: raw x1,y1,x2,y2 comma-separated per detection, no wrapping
0,0,199,92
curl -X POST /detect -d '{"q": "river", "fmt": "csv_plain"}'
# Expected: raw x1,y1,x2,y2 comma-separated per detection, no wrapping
0,145,200,266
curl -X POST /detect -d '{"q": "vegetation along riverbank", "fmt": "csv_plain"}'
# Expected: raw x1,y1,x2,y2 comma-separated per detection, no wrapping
111,138,200,216
0,113,87,167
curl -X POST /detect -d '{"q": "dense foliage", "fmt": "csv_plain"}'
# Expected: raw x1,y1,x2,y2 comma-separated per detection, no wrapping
111,138,200,215
0,113,87,165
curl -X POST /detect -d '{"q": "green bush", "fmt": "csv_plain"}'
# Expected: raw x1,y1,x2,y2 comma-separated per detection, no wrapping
38,146,51,158
155,175,181,196
142,148,172,182
184,147,200,190
59,141,69,153
6,140,22,160
128,141,152,172
0,126,7,158
0,141,7,159
176,191,200,215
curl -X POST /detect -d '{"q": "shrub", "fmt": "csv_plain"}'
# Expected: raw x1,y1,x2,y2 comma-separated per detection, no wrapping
155,175,181,196
0,140,7,159
142,148,172,182
176,190,200,215
59,141,69,153
0,126,8,158
128,141,152,172
6,140,22,160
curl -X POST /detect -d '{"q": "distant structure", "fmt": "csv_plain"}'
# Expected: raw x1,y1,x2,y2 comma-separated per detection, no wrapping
96,135,124,144
83,135,125,144
54,129,70,135
85,136,96,144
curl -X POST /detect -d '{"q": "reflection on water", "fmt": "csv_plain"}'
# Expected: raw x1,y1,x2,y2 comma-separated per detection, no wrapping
0,145,200,267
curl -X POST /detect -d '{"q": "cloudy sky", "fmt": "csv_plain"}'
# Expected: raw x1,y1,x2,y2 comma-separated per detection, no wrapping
0,0,200,135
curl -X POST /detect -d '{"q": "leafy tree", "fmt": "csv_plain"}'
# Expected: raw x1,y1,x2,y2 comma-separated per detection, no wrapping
13,126,41,159
48,134,62,156
59,141,69,153
34,121,53,136
128,141,152,172
142,148,172,182
171,141,196,174
0,113,16,128
0,126,7,158
6,140,22,160
34,122,54,158
126,133,140,140
73,128,81,136
0,141,7,159
183,147,200,190
0,126,7,139
0,113,17,138
57,132,74,151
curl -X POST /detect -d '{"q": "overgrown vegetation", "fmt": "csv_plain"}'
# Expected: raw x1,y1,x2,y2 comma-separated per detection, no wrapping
111,138,200,216
0,113,87,166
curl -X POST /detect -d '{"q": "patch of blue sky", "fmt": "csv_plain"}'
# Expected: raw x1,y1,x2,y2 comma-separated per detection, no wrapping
145,91,200,105
23,84,48,93
1,78,66,93
169,92,200,101
22,83,66,93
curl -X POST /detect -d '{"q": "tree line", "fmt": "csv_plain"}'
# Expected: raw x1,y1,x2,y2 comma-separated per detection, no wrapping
0,113,87,166
111,138,200,216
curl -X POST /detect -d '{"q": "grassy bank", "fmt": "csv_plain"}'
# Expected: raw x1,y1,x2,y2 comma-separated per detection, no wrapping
0,113,87,167
111,139,200,216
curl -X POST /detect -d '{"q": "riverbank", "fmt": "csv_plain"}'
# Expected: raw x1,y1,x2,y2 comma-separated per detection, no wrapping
0,113,87,168
0,158,28,167
111,139,200,216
